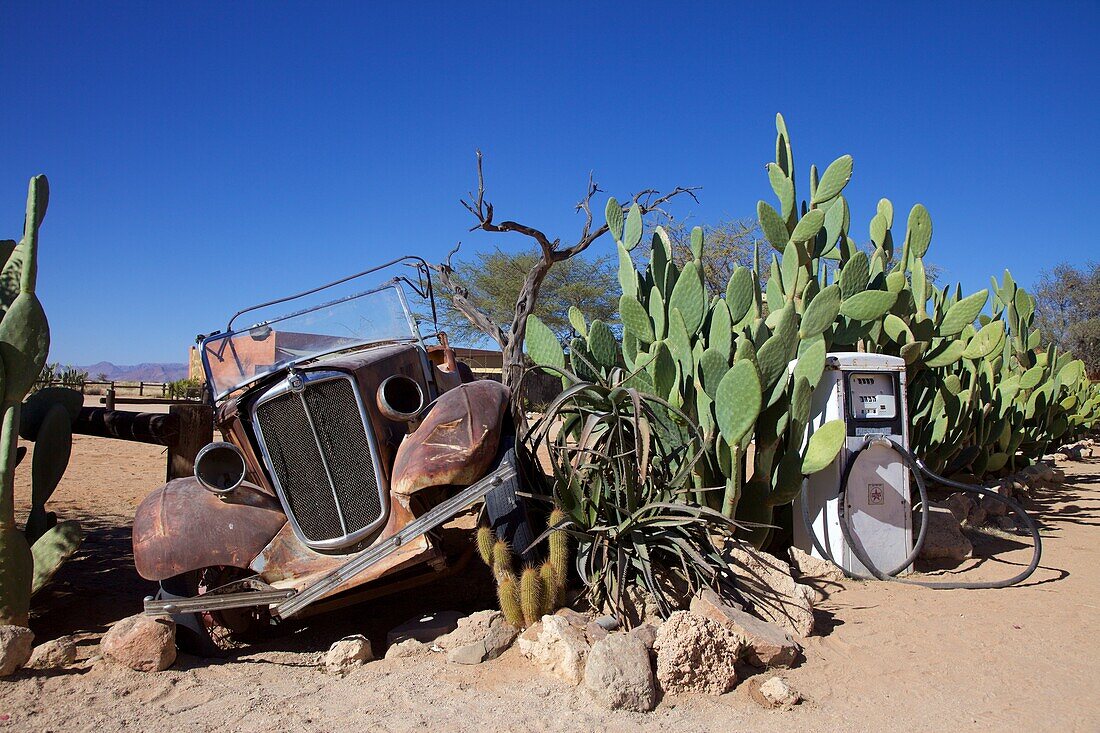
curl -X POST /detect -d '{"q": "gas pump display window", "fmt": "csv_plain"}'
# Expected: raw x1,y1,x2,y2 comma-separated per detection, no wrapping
849,373,896,419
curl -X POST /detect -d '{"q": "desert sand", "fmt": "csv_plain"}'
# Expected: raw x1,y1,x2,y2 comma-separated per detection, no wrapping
2,408,1099,732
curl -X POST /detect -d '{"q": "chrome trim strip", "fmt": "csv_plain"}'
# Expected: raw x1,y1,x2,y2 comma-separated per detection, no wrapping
251,370,390,551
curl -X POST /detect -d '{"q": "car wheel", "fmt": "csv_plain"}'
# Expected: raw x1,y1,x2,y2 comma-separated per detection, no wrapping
159,566,272,657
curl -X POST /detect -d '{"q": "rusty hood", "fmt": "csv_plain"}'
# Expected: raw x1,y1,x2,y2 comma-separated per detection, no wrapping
390,381,510,496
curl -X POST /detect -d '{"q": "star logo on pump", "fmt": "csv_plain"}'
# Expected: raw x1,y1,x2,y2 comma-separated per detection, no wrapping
868,483,884,505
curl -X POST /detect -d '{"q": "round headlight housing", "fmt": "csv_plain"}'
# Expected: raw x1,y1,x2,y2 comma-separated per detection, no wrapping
194,441,247,495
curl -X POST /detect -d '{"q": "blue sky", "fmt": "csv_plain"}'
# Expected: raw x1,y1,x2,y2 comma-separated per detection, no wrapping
2,2,1098,365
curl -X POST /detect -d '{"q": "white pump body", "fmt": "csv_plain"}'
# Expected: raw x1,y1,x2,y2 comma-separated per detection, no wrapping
792,353,913,578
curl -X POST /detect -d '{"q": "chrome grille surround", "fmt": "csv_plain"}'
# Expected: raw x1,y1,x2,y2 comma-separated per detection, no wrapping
251,370,389,551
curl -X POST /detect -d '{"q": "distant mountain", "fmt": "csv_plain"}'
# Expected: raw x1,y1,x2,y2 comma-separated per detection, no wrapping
76,362,189,382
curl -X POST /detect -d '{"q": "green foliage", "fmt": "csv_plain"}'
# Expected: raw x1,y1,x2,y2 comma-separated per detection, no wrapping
435,248,620,345
523,115,1100,557
523,369,746,625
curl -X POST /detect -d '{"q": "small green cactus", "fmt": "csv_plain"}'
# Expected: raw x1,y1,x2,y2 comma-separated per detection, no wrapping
520,566,543,627
476,526,494,567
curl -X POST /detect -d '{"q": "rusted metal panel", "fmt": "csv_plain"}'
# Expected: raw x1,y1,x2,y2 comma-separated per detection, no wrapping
132,477,287,581
250,495,435,598
390,380,509,497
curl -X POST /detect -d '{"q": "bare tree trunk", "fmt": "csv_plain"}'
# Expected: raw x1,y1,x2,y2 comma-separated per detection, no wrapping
432,151,697,428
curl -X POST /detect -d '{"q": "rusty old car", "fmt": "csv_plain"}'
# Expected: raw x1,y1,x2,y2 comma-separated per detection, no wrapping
132,257,534,653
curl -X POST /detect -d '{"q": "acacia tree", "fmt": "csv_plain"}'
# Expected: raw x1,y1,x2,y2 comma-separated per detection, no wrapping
436,247,619,346
431,151,697,409
1035,261,1100,376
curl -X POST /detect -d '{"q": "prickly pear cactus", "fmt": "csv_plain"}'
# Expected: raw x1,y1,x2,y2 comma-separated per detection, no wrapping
0,176,86,626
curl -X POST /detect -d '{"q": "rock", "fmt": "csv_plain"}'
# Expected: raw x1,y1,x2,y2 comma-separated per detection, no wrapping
964,502,988,527
517,614,590,684
943,493,975,523
583,632,657,712
324,635,374,674
101,615,175,672
1050,468,1066,484
689,589,800,668
585,620,609,643
0,625,34,676
438,610,519,665
384,638,427,659
996,515,1017,532
724,541,816,637
981,494,1007,518
916,505,972,564
653,611,742,695
386,611,463,646
789,547,844,582
27,636,77,669
759,676,801,707
629,623,658,651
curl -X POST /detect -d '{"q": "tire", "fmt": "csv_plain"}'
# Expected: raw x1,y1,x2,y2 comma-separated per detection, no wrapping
159,566,272,657
484,449,539,563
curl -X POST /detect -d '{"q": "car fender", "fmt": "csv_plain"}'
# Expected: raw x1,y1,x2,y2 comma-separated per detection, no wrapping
132,477,288,581
391,380,510,497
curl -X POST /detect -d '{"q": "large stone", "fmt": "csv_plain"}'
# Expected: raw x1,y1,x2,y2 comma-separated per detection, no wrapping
724,541,815,637
916,505,972,565
981,494,1007,518
653,611,742,695
0,625,34,676
583,632,656,712
943,493,975,523
438,610,519,665
689,589,800,668
27,636,77,669
759,676,801,707
517,614,590,684
386,611,463,646
324,635,374,674
629,623,658,652
384,638,428,659
101,614,176,672
788,547,844,582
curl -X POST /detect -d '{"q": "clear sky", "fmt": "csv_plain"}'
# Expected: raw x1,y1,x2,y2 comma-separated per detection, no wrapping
2,2,1098,365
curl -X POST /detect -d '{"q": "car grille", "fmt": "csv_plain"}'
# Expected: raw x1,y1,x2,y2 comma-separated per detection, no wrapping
254,373,385,548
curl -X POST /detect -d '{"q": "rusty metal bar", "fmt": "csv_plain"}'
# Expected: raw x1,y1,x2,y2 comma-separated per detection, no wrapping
75,407,181,447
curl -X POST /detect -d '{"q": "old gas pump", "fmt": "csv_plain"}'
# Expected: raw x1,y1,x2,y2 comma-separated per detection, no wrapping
793,353,913,578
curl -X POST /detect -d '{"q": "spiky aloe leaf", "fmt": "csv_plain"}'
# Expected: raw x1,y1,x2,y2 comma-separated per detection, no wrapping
715,360,761,446
812,154,853,204
799,284,841,338
905,204,933,259
605,196,623,242
567,306,587,337
838,290,896,321
587,319,618,370
623,203,643,251
620,294,654,343
524,315,564,371
758,200,789,252
725,267,755,324
802,419,846,474
939,290,989,336
668,261,706,334
790,209,825,244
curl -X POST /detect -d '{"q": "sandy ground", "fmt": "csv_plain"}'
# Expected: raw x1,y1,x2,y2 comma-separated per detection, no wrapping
2,407,1099,732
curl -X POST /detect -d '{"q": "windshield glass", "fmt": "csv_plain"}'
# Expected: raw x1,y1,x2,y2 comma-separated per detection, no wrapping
202,283,418,399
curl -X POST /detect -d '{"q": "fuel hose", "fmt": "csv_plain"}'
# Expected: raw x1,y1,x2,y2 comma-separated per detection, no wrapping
801,436,1042,589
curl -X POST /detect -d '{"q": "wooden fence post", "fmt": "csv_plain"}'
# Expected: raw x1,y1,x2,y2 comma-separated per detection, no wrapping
166,404,214,481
